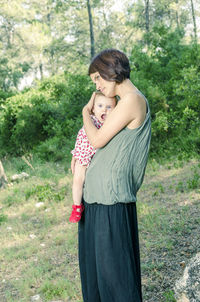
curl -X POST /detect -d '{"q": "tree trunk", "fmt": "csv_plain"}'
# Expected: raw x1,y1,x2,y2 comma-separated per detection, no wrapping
144,0,150,46
39,63,43,80
174,0,180,32
190,0,197,43
87,0,95,59
144,0,150,33
0,160,8,189
175,11,179,31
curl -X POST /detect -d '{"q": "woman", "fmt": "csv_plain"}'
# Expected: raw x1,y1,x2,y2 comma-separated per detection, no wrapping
71,49,151,302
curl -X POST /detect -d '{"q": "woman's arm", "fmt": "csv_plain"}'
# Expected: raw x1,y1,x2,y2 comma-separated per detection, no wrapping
83,92,146,149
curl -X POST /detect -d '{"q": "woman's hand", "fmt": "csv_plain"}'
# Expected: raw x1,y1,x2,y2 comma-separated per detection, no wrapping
82,92,96,115
71,156,76,174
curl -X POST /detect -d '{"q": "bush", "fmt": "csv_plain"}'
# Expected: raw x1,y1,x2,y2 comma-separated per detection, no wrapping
0,33,199,161
129,29,200,159
0,73,92,157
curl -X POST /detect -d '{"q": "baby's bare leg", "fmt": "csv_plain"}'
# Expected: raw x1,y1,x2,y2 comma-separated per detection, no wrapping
72,161,87,205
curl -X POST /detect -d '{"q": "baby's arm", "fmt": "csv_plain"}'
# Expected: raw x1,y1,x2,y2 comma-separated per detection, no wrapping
71,156,76,174
72,160,87,206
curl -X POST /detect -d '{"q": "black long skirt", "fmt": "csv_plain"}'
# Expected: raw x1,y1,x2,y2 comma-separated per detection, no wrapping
78,200,142,302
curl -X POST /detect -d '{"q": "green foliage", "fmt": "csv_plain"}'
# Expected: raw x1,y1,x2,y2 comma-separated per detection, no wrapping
176,181,184,193
25,184,67,202
0,73,92,158
0,213,8,225
187,169,200,190
0,90,15,105
129,27,200,158
40,279,71,300
0,24,200,161
173,66,200,113
151,111,169,148
0,0,196,93
0,56,30,91
163,290,176,302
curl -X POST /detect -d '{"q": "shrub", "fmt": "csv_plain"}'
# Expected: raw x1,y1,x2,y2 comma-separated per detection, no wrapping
0,73,92,157
0,35,199,161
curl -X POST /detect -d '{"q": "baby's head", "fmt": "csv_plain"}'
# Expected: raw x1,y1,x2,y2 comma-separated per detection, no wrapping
93,91,116,123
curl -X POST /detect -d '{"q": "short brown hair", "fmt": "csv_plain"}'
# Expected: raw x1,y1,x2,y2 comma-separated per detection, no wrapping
88,49,130,83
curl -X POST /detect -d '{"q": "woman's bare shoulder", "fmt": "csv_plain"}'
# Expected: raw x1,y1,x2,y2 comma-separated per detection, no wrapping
119,91,147,129
119,91,146,113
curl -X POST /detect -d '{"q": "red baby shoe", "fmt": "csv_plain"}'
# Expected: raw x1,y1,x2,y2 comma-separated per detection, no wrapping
69,204,84,223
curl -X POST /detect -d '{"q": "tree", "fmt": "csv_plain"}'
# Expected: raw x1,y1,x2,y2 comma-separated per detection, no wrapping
87,0,95,58
0,0,31,90
190,0,197,42
144,0,150,33
0,0,199,91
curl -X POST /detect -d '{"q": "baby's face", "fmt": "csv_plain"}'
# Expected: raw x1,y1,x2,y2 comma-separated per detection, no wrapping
93,95,116,123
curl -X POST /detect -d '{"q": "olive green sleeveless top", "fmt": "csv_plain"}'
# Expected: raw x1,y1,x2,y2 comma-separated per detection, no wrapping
83,95,151,205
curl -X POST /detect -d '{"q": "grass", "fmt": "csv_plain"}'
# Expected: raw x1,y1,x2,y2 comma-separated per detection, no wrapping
163,290,176,302
0,213,8,225
0,156,81,302
137,158,200,301
0,155,199,302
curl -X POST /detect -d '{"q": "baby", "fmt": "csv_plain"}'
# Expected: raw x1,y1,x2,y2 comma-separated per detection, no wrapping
69,92,116,222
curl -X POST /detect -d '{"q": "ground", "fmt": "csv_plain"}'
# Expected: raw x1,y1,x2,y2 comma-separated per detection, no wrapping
0,157,199,302
138,159,200,302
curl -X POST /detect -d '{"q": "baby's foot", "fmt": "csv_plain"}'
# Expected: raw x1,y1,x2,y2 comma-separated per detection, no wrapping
69,204,84,223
